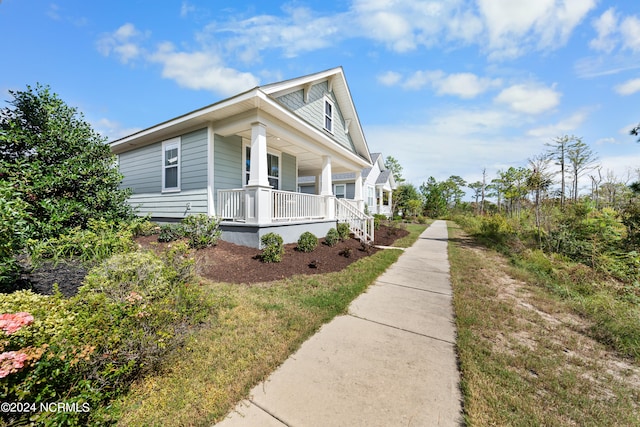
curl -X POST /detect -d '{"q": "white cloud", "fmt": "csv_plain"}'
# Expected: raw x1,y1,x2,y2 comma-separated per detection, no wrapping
477,0,596,59
207,6,341,61
377,71,402,86
97,24,259,97
614,78,640,95
495,83,560,114
381,69,502,99
527,110,590,138
149,43,259,96
97,23,146,64
590,8,619,53
432,73,502,99
180,1,196,18
621,16,640,52
365,107,541,187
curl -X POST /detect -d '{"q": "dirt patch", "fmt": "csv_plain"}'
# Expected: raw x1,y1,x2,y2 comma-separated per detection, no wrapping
455,230,640,400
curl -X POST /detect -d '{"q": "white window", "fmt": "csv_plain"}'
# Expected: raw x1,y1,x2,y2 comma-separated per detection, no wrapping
367,186,375,207
323,97,334,133
162,138,180,192
245,146,280,189
334,184,346,199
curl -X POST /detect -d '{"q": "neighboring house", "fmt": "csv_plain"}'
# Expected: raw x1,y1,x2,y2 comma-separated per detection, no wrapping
110,67,375,248
298,153,397,217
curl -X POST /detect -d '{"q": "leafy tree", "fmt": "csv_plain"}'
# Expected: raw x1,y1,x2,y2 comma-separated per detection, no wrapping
393,183,420,217
384,155,405,183
420,177,448,217
0,84,133,240
443,175,467,207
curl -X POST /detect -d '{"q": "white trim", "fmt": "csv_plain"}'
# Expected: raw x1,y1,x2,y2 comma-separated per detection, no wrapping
323,96,334,134
334,183,346,199
162,137,181,193
243,142,282,190
207,125,215,216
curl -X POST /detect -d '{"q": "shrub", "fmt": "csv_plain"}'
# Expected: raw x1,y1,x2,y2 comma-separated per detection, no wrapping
373,214,387,230
325,228,340,247
130,217,160,237
0,84,134,241
157,223,185,243
337,222,351,241
0,182,30,289
297,232,318,253
27,218,136,267
261,233,284,263
181,214,222,249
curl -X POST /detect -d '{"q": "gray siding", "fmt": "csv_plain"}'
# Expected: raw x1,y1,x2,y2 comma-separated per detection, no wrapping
276,82,356,153
119,128,209,219
281,152,297,192
346,183,355,199
128,189,208,218
119,143,162,194
181,128,208,191
213,134,243,205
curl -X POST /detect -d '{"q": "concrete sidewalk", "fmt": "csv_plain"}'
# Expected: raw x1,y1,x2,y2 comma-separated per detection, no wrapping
216,220,463,426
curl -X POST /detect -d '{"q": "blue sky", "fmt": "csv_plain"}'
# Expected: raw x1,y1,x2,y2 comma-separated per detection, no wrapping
2,0,640,194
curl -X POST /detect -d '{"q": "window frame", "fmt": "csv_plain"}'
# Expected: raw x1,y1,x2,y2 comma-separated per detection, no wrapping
243,144,281,190
334,183,346,199
323,96,334,134
162,137,181,193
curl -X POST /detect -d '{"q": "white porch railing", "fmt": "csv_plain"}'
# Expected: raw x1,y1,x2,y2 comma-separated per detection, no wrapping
218,188,374,243
336,198,374,243
218,189,246,221
273,190,326,221
217,188,327,222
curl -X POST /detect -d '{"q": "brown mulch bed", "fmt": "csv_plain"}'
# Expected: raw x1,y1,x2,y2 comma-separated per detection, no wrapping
9,225,409,296
137,224,409,284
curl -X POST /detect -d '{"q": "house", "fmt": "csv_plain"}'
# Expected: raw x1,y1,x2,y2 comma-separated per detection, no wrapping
110,67,375,248
298,152,397,217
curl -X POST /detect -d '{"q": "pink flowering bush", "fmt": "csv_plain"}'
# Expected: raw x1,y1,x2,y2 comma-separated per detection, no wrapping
0,312,34,335
0,246,210,425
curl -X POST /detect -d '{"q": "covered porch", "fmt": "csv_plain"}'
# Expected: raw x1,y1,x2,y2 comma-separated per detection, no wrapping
214,117,373,247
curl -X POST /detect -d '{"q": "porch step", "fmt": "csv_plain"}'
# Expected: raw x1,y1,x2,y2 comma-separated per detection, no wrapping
335,198,374,243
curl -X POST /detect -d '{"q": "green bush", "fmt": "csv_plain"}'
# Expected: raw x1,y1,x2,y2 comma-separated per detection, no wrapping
181,214,222,249
261,233,284,263
337,222,351,241
130,217,160,237
0,246,207,426
157,223,186,243
297,232,318,253
373,214,387,230
325,228,340,247
27,218,136,267
0,84,134,241
0,182,30,288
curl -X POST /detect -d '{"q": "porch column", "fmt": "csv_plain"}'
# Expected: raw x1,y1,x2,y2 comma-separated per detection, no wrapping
320,155,333,196
245,121,271,224
378,187,383,215
321,156,335,219
248,122,269,187
354,171,364,212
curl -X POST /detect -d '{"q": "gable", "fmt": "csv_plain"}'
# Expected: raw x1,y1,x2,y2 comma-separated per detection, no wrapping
275,82,356,155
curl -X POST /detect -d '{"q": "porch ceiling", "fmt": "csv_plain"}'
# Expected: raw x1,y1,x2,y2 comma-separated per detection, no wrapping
234,128,357,176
